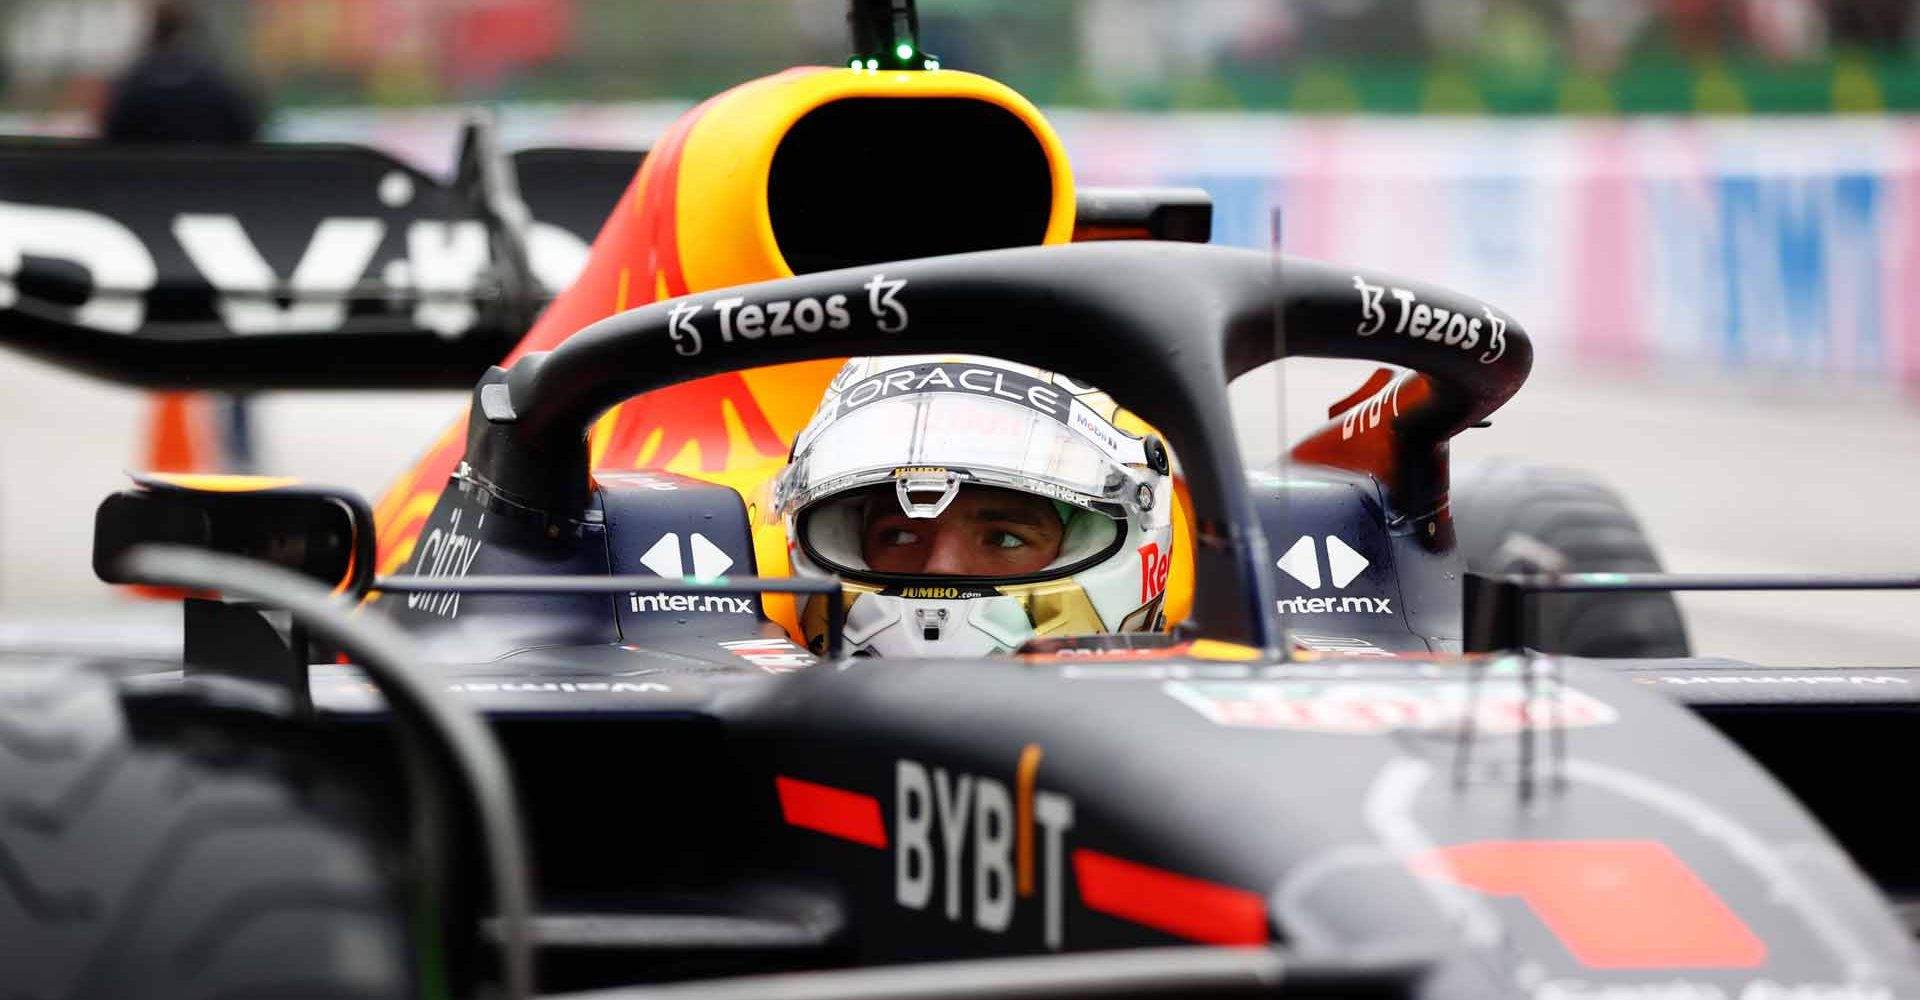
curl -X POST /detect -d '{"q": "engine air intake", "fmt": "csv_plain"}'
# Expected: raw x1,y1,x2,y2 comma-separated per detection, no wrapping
768,98,1054,275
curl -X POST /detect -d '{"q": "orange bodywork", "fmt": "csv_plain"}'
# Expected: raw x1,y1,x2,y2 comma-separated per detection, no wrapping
371,65,1195,638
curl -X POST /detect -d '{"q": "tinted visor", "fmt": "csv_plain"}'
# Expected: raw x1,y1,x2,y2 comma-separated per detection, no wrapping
798,482,1124,583
778,388,1153,519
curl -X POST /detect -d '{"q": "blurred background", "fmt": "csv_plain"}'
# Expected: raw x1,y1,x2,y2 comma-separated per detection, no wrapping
7,0,1920,115
3,0,1919,664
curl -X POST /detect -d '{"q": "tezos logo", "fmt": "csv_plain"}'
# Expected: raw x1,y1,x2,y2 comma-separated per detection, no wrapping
667,293,851,357
663,273,908,357
866,273,909,332
1352,275,1508,365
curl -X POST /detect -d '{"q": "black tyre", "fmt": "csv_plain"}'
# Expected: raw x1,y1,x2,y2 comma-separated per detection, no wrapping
1452,460,1691,658
0,661,418,1000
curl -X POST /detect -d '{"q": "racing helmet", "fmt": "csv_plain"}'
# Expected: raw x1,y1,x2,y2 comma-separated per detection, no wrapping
772,355,1174,657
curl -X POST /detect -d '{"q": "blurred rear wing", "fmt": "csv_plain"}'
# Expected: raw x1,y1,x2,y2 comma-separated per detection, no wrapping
0,122,1209,391
1465,570,1920,655
1466,569,1920,903
0,119,594,387
1616,656,1920,908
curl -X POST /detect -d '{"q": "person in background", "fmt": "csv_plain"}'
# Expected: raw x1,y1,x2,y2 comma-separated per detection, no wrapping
102,1,260,144
100,0,262,472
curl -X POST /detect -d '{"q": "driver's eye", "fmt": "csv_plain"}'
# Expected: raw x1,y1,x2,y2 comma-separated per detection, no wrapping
877,528,919,546
991,531,1027,549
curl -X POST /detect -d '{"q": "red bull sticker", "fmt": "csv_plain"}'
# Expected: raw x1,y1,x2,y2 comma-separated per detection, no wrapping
1137,541,1171,602
1163,677,1618,735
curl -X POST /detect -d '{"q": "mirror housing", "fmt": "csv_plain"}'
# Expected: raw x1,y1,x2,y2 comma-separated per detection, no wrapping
94,474,375,598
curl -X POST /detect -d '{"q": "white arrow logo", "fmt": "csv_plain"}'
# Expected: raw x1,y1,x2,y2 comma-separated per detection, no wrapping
1325,535,1369,589
1275,535,1370,590
1277,535,1320,590
638,532,736,580
689,532,735,579
639,532,682,576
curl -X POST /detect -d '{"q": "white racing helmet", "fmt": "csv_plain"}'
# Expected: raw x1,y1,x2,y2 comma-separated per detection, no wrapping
772,355,1174,657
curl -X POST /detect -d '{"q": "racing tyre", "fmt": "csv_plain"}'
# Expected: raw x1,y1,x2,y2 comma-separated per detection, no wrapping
0,662,418,1000
1453,460,1690,658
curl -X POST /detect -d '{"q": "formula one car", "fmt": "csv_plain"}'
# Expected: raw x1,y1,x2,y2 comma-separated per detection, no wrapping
3,5,1918,1000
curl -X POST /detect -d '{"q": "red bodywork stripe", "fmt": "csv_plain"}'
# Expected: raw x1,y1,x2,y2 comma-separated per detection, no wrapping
1416,840,1767,970
775,776,888,848
1072,848,1268,945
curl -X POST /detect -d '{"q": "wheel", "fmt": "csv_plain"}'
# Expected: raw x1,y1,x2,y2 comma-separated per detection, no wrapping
1452,460,1691,658
0,661,420,1000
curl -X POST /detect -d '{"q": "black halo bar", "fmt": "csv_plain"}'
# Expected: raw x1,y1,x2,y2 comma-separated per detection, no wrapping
1465,570,1920,654
372,575,846,659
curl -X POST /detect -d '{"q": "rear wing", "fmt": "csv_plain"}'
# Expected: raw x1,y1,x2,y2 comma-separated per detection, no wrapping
1467,569,1920,907
1464,569,1920,656
0,121,624,387
1624,657,1920,912
0,122,1210,390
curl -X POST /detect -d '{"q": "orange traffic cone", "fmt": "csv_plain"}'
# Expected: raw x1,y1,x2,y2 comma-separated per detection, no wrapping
131,391,221,600
144,391,217,473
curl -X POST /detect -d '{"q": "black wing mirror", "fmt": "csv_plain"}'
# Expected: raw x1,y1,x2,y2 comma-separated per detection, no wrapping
94,474,376,598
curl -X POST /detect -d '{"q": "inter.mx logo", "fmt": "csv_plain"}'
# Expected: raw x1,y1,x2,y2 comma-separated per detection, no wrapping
627,531,753,614
629,592,754,614
1274,535,1392,615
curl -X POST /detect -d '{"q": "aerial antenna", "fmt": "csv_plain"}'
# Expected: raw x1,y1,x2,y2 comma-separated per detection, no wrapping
1454,539,1574,802
1270,206,1291,661
848,0,940,70
1452,655,1485,791
1518,649,1539,804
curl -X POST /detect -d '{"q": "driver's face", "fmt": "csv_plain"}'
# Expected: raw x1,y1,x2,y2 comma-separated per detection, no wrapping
861,486,1065,577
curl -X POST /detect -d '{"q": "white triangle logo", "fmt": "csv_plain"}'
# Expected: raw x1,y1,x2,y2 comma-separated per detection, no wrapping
689,532,735,580
639,532,682,577
1325,535,1370,589
1276,535,1321,590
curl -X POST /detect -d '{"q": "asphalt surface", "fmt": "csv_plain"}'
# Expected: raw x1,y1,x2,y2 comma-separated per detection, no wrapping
4,350,1917,666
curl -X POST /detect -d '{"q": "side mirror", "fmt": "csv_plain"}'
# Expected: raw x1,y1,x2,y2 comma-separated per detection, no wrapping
94,474,376,598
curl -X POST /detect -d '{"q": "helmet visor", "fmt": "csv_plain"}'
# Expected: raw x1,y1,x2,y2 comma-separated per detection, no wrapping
777,389,1155,519
796,482,1125,583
